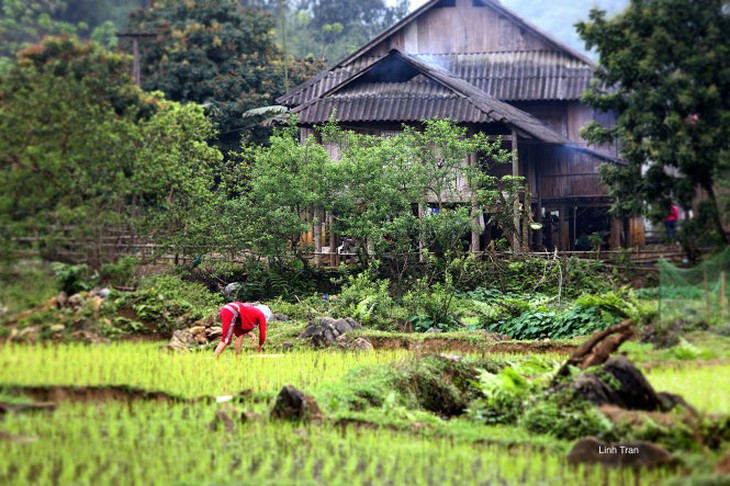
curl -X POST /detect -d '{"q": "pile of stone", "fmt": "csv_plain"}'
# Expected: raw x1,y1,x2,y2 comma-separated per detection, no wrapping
4,289,111,343
299,317,373,350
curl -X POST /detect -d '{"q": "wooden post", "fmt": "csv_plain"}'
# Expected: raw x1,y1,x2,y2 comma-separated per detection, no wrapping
558,204,570,251
511,131,520,252
610,217,622,249
469,152,480,253
313,209,322,266
418,203,425,262
328,212,338,266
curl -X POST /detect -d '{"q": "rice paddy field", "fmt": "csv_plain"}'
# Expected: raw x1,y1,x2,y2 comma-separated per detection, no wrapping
0,343,727,485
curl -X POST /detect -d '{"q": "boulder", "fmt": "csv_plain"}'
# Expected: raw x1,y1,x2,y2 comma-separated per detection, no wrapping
567,436,674,468
195,333,209,344
240,411,264,424
223,282,242,299
601,356,662,411
206,326,223,340
270,385,322,423
573,373,625,408
165,330,196,351
572,356,665,411
299,317,362,347
56,292,68,308
335,335,374,351
188,326,206,336
68,293,85,308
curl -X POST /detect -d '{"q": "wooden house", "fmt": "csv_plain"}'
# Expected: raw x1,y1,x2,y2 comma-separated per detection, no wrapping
278,0,643,256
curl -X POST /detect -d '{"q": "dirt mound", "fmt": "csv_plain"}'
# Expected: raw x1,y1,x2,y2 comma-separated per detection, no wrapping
2,385,224,405
367,336,576,354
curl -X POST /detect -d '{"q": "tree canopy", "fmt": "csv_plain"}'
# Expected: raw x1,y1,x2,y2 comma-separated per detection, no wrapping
577,0,730,244
127,0,325,150
0,37,222,265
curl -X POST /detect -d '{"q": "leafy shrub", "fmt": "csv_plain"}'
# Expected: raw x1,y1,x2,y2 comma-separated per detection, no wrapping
468,366,531,425
487,290,652,340
0,260,58,314
99,256,139,288
330,267,395,330
51,262,97,295
404,279,462,332
521,387,614,440
119,274,222,332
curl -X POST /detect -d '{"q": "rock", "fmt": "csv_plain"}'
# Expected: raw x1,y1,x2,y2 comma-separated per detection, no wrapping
299,317,362,347
18,326,38,342
601,356,662,411
335,335,374,351
91,296,103,317
272,314,289,322
349,337,374,351
572,356,665,411
164,330,196,351
567,437,674,468
49,324,65,333
56,291,68,308
656,391,697,414
188,326,206,336
270,385,323,423
223,282,242,299
277,342,294,353
573,373,625,408
71,330,110,345
68,293,84,308
206,326,223,340
240,411,264,424
333,318,355,334
425,328,442,333
195,333,208,344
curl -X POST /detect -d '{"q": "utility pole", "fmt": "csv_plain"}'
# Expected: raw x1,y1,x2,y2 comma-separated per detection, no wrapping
117,33,155,86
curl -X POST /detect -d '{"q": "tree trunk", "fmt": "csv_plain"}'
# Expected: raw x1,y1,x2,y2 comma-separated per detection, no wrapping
703,182,730,245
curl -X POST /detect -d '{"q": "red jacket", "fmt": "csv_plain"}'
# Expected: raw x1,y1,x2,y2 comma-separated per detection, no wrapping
665,205,679,222
220,302,267,347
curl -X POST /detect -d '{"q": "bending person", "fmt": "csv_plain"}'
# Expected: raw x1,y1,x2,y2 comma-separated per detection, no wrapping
214,302,272,357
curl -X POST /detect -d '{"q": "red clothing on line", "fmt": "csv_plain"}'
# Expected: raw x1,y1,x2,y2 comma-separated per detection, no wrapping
665,205,679,222
219,302,267,347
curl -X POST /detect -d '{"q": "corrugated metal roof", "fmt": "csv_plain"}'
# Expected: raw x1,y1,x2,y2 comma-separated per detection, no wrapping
290,50,573,145
278,51,593,106
416,52,593,101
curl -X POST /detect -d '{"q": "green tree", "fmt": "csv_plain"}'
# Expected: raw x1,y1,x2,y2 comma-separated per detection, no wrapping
0,37,221,266
127,0,325,151
577,0,730,244
0,0,138,72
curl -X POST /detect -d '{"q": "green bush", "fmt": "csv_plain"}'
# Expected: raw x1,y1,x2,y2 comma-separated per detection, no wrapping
404,279,462,332
99,256,139,288
51,262,97,295
521,388,614,440
330,267,395,330
467,366,531,425
118,273,222,332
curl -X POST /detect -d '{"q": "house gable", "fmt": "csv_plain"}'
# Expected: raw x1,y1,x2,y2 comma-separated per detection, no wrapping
337,0,594,68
